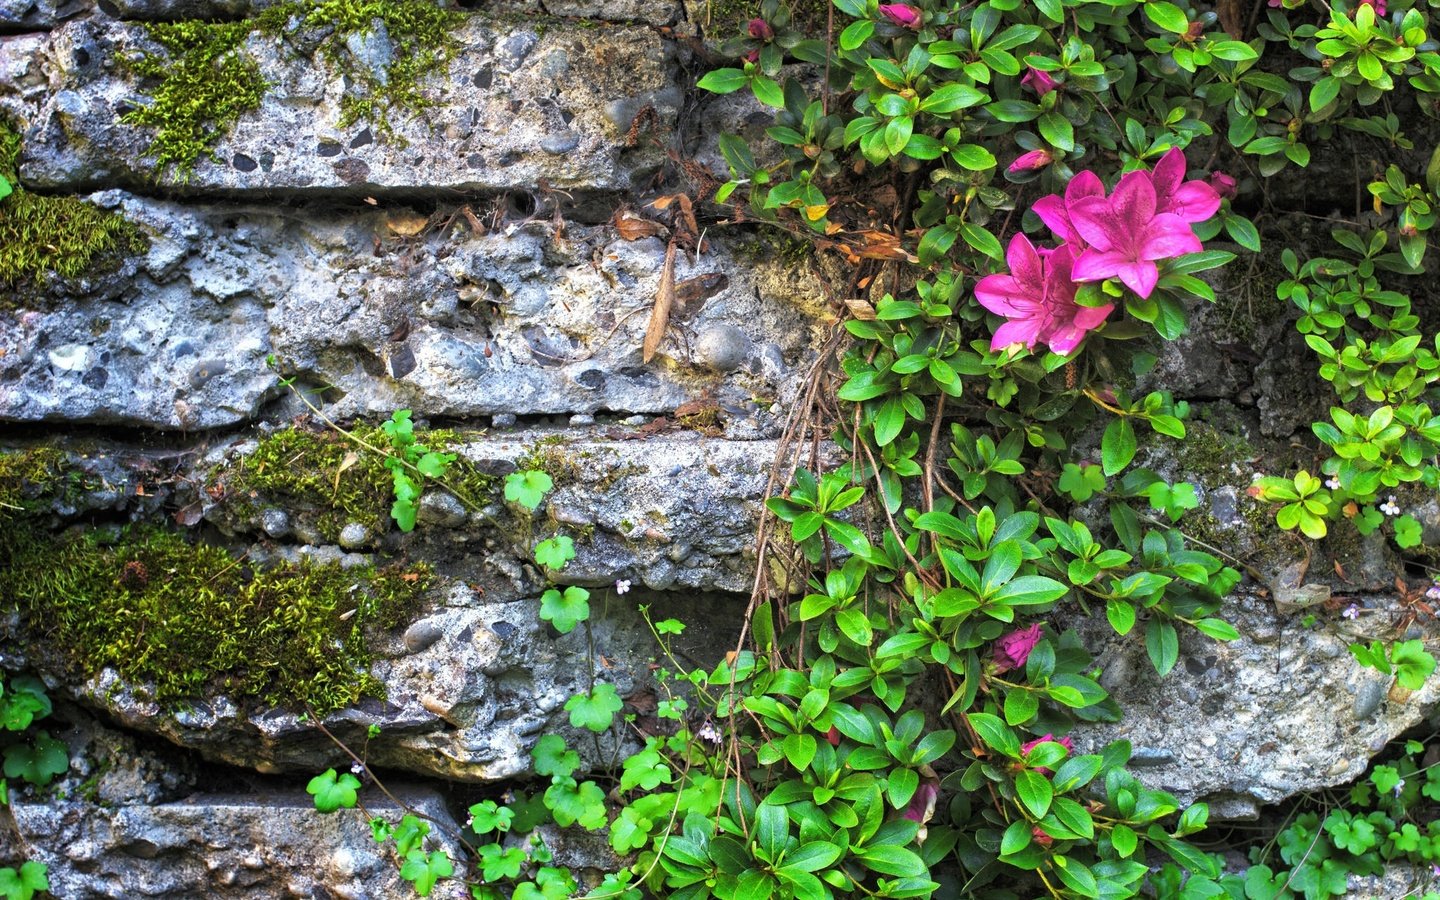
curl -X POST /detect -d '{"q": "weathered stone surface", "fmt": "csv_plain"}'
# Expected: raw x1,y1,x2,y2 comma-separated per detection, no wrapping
1072,587,1440,819
0,192,824,429
5,787,468,899
20,16,678,195
0,0,87,29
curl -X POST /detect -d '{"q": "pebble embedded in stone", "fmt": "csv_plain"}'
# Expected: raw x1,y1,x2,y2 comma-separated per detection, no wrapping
417,491,467,528
694,324,751,373
260,508,291,539
338,522,372,550
403,620,445,654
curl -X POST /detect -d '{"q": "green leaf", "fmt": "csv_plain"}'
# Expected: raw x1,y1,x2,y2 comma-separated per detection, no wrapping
1051,754,1104,793
1145,1,1191,34
306,768,361,813
1015,769,1053,818
854,844,927,877
566,683,624,732
400,850,454,896
534,535,576,570
950,144,997,170
992,575,1068,607
0,175,12,204
697,68,749,93
415,451,453,478
1145,619,1180,676
540,586,591,634
1110,823,1138,857
751,75,785,108
1192,618,1239,641
1005,688,1040,725
1101,419,1138,476
531,734,581,779
505,470,553,510
0,861,47,900
1392,640,1436,690
921,83,988,114
1106,599,1136,636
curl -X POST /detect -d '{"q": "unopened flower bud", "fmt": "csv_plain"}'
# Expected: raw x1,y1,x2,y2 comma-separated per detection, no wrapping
747,17,774,40
1021,66,1058,98
878,3,921,28
1007,148,1054,174
1208,171,1238,199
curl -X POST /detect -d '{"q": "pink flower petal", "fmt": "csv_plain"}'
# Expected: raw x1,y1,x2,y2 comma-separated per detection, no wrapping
1114,260,1160,298
975,274,1036,317
1139,214,1203,260
992,318,1045,349
1033,194,1078,245
1070,248,1129,283
1161,182,1222,223
1108,171,1158,228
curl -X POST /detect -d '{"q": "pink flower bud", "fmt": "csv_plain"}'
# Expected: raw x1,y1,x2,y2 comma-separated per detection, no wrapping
1019,733,1075,775
993,623,1044,671
1207,171,1237,199
747,17,774,40
879,3,921,28
1361,0,1386,15
1021,67,1058,98
1007,149,1054,174
743,49,759,64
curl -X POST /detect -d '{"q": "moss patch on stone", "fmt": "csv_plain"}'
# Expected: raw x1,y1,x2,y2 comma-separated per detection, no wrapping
0,447,69,516
223,421,494,541
0,525,429,714
0,120,144,290
123,0,464,178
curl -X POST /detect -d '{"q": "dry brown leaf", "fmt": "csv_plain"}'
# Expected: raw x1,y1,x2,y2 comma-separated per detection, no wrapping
387,214,429,236
846,298,878,320
612,209,668,241
643,239,677,363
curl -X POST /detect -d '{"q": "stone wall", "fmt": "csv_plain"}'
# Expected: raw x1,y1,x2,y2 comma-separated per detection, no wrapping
1,0,1436,896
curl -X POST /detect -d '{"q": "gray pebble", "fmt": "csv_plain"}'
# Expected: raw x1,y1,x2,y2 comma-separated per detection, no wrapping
338,522,372,550
417,492,467,528
694,324,751,373
260,508,291,539
403,620,445,654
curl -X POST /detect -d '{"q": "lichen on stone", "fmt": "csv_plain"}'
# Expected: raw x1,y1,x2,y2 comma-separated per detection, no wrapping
0,120,144,290
0,524,429,714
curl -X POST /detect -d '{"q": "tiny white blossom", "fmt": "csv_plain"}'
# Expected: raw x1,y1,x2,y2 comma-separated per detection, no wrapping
350,761,364,775
1381,496,1401,516
1342,604,1360,620
615,579,632,595
697,721,722,744
1394,778,1406,796
1426,583,1440,601
1325,477,1341,490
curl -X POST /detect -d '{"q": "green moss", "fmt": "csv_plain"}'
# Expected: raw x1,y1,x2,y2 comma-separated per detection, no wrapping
121,19,267,180
0,447,69,516
224,422,494,540
0,525,428,714
229,425,393,542
124,0,463,177
518,435,583,488
0,120,144,292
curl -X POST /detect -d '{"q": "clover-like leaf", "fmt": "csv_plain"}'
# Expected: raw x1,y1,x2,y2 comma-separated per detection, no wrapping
565,683,623,732
399,850,453,896
0,861,48,900
1,731,67,787
505,470,554,511
531,734,581,780
539,586,590,634
306,768,361,813
534,535,576,570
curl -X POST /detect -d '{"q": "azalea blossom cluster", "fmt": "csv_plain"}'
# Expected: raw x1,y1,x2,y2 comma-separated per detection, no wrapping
975,148,1223,354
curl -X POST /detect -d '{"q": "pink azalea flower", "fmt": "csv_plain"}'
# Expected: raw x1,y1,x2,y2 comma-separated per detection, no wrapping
1007,149,1054,174
1020,733,1074,775
1021,67,1058,97
975,237,1114,355
879,3,921,28
747,17,774,40
1068,170,1203,299
1149,148,1222,224
1208,171,1237,200
1032,170,1105,248
990,622,1045,672
902,776,940,823
1362,0,1386,15
743,49,759,64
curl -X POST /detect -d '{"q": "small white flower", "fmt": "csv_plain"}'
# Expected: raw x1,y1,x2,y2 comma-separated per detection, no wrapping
615,579,632,594
1325,477,1341,490
350,761,364,775
1426,583,1440,601
697,721,722,744
1381,496,1401,516
1394,778,1406,796
1342,604,1360,620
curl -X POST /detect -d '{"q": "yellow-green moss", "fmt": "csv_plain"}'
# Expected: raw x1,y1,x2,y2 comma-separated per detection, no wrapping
0,525,428,714
0,120,144,291
0,447,68,515
121,19,268,180
224,422,494,540
124,0,464,177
